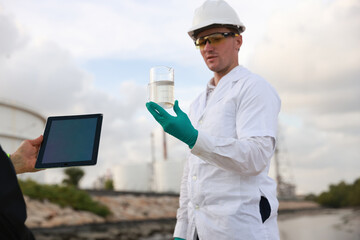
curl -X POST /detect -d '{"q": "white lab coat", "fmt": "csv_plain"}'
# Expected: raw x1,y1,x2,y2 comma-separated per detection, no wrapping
173,66,281,240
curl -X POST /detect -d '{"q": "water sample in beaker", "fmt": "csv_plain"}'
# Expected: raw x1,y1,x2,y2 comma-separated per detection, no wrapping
148,66,174,109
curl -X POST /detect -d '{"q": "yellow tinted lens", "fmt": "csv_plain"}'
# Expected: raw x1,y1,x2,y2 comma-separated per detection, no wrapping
208,34,226,44
195,33,228,49
195,38,206,47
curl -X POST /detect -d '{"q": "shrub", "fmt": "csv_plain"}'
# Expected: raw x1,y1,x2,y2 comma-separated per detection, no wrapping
304,193,317,202
348,178,360,206
104,179,114,190
63,167,85,188
316,178,360,208
19,179,111,217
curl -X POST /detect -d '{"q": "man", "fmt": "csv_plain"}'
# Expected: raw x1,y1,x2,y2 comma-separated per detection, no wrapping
146,0,281,239
0,135,43,239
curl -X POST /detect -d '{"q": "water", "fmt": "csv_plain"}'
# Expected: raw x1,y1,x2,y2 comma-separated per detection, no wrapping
141,209,359,240
34,209,357,240
148,81,174,109
278,209,360,240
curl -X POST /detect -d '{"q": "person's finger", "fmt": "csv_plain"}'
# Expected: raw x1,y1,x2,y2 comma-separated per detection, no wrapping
28,135,43,146
147,102,169,116
146,102,161,120
146,102,170,120
173,100,184,116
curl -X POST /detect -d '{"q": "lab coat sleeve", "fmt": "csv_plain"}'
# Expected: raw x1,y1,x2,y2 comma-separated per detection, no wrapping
173,158,190,239
191,134,275,176
191,74,280,176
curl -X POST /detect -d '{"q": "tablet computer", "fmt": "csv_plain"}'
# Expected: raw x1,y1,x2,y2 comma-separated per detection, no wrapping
35,113,103,169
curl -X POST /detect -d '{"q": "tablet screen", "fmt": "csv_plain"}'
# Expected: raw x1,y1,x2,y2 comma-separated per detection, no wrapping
35,114,103,168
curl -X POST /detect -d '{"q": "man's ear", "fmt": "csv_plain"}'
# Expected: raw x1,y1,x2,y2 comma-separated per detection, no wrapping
236,35,243,51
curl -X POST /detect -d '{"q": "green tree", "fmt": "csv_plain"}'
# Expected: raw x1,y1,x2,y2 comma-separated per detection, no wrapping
348,178,360,206
316,180,356,208
304,193,317,202
63,167,85,188
104,179,114,190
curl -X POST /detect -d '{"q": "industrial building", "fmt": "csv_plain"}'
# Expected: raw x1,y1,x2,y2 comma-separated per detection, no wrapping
112,159,185,193
0,99,46,152
0,99,47,182
1,99,183,193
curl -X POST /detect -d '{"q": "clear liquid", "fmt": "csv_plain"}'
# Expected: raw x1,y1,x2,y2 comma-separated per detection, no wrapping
148,81,174,109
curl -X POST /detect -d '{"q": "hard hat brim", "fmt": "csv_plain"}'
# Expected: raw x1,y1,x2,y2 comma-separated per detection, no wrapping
188,23,245,41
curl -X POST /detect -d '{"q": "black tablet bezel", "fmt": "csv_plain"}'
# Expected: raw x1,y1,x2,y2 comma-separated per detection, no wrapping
35,113,103,169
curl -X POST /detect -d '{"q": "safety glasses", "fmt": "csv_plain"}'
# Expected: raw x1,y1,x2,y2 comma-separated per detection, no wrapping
194,32,239,49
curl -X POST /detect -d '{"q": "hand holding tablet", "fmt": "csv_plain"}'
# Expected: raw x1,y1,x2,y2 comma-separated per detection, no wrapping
35,114,103,169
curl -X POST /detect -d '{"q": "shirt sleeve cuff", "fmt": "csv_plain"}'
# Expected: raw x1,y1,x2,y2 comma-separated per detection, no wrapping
190,130,213,158
173,219,188,239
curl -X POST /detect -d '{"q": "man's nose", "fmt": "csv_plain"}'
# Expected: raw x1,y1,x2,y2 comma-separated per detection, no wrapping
203,40,213,51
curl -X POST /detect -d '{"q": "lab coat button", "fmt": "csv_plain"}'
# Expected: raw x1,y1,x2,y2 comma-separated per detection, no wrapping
195,205,199,209
192,175,197,181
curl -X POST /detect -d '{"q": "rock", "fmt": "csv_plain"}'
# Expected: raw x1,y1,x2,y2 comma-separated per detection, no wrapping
25,193,179,228
24,196,106,228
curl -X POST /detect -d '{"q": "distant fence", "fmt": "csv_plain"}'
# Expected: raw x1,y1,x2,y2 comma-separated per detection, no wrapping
86,189,180,197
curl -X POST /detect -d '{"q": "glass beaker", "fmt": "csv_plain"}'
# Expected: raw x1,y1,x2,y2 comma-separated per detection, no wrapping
148,66,174,109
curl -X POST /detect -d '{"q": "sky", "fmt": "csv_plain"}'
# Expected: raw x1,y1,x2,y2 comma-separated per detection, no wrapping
0,0,359,195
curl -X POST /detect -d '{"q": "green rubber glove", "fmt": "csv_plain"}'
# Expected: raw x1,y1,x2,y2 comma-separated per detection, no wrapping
146,100,198,148
174,238,185,240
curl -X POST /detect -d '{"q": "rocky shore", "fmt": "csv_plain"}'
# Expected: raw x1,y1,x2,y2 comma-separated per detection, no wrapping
26,192,179,240
31,219,177,240
25,192,323,240
25,193,179,228
26,192,320,228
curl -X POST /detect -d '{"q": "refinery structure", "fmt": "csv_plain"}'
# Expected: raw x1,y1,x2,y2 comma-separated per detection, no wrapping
0,99,47,182
112,159,185,193
1,99,295,196
1,99,184,193
273,131,297,200
0,100,46,153
112,131,185,193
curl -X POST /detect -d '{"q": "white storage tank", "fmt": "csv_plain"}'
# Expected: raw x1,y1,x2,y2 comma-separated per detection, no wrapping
0,100,46,181
153,159,184,193
0,100,45,153
113,163,152,192
112,159,185,193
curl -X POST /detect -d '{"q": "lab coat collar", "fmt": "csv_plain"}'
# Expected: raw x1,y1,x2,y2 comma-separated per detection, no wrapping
193,66,248,124
206,65,246,107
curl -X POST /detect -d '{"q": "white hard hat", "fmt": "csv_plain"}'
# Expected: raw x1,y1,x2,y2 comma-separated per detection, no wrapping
188,0,246,40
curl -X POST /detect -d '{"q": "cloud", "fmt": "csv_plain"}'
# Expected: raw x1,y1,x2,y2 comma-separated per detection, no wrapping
2,0,359,194
0,9,176,187
0,0,201,64
251,0,360,193
1,43,88,113
251,0,360,114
